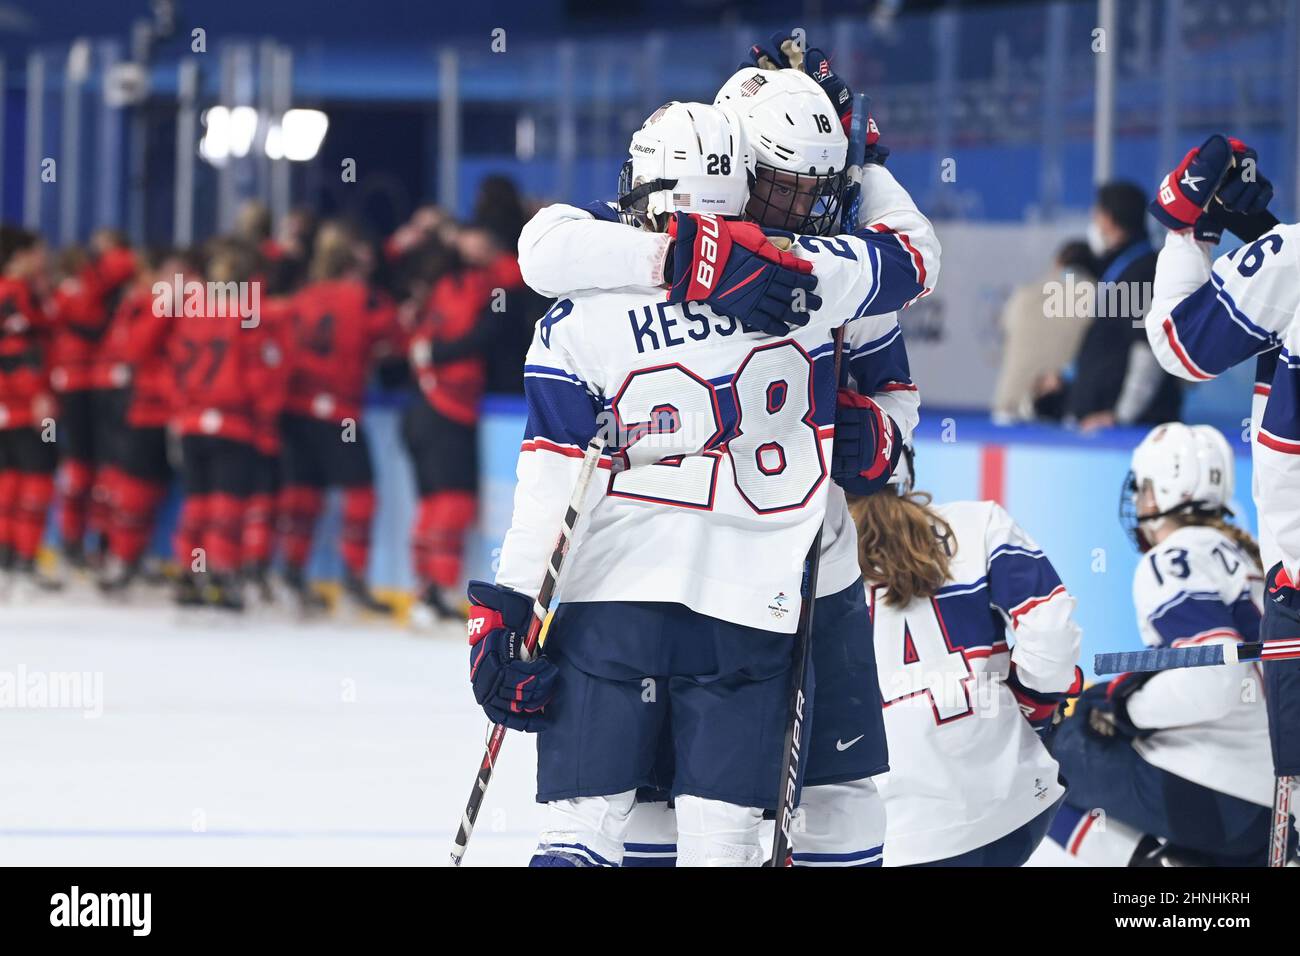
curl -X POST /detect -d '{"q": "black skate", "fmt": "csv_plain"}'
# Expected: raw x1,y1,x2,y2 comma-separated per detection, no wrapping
206,574,246,613
344,571,394,615
174,573,205,608
421,584,463,621
283,566,330,616
243,563,277,606
63,540,89,572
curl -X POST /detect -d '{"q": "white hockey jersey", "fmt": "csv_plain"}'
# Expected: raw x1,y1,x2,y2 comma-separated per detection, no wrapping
496,234,900,633
513,163,937,598
1145,225,1300,577
1126,524,1274,807
870,500,1082,866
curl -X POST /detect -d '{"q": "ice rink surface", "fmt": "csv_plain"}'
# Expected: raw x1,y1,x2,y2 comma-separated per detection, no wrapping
2,590,545,866
2,588,1071,867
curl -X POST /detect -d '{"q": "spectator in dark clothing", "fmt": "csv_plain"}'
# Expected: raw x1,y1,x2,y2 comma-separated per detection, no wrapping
472,175,528,252
1066,181,1182,431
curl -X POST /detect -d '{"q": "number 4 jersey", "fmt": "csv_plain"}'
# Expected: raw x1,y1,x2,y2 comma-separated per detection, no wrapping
496,232,897,633
868,500,1081,866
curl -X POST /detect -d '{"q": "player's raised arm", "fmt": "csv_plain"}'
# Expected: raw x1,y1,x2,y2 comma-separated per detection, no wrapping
517,200,671,298
1144,135,1290,382
843,163,940,309
729,33,940,306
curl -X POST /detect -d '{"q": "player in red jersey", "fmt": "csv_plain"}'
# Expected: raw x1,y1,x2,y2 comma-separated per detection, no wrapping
48,232,136,569
0,228,60,596
242,289,294,605
168,241,278,610
405,224,526,622
279,224,400,613
98,251,192,592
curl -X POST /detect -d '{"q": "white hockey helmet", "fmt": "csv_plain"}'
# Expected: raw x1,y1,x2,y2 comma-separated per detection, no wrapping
1121,422,1235,549
616,101,754,232
713,67,849,236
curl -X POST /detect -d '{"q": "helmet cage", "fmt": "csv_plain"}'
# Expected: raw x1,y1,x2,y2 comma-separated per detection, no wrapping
1118,469,1232,552
745,163,846,236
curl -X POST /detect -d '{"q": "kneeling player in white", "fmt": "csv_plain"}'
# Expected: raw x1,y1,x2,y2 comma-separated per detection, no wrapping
1048,423,1278,866
852,448,1082,866
468,101,907,867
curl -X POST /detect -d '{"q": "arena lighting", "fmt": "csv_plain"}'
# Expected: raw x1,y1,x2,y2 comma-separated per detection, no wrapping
264,122,284,160
278,108,329,161
198,105,231,164
199,106,328,165
228,105,259,158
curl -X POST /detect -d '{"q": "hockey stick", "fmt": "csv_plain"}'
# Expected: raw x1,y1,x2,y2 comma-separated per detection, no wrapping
1269,775,1294,867
839,92,871,233
1094,638,1300,675
770,325,845,867
450,435,606,866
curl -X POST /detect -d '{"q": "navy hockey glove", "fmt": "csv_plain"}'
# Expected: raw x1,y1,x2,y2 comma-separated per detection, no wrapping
1150,135,1263,242
830,389,903,496
1080,671,1154,740
666,213,821,336
743,32,889,167
1215,140,1273,216
466,580,558,733
744,33,855,140
1005,663,1083,739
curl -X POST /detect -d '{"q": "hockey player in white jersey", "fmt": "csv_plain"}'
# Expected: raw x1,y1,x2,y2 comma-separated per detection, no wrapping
516,64,936,867
1139,134,1300,801
1048,423,1279,866
466,101,909,867
846,447,1083,866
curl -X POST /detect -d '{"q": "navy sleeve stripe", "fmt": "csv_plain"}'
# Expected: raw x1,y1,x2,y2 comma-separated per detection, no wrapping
848,234,929,316
1164,280,1274,378
584,200,621,223
849,329,913,396
1147,589,1224,623
1259,349,1300,448
990,543,1045,561
1210,272,1277,343
1149,598,1238,645
848,325,901,357
989,545,1066,625
936,576,988,598
523,374,600,447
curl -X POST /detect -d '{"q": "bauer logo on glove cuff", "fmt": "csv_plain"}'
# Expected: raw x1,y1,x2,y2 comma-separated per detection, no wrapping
466,607,503,644
693,215,722,293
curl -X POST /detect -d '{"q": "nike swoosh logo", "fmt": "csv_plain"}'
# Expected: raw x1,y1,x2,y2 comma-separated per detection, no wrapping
835,735,864,751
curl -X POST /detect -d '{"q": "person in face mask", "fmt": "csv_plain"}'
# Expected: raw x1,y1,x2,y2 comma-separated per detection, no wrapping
1064,181,1184,432
991,239,1095,424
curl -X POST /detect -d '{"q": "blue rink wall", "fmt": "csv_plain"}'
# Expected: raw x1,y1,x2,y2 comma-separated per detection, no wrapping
116,397,1258,682
461,400,1260,682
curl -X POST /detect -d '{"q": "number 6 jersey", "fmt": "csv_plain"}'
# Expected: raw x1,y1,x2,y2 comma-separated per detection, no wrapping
496,233,895,633
1145,224,1300,577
